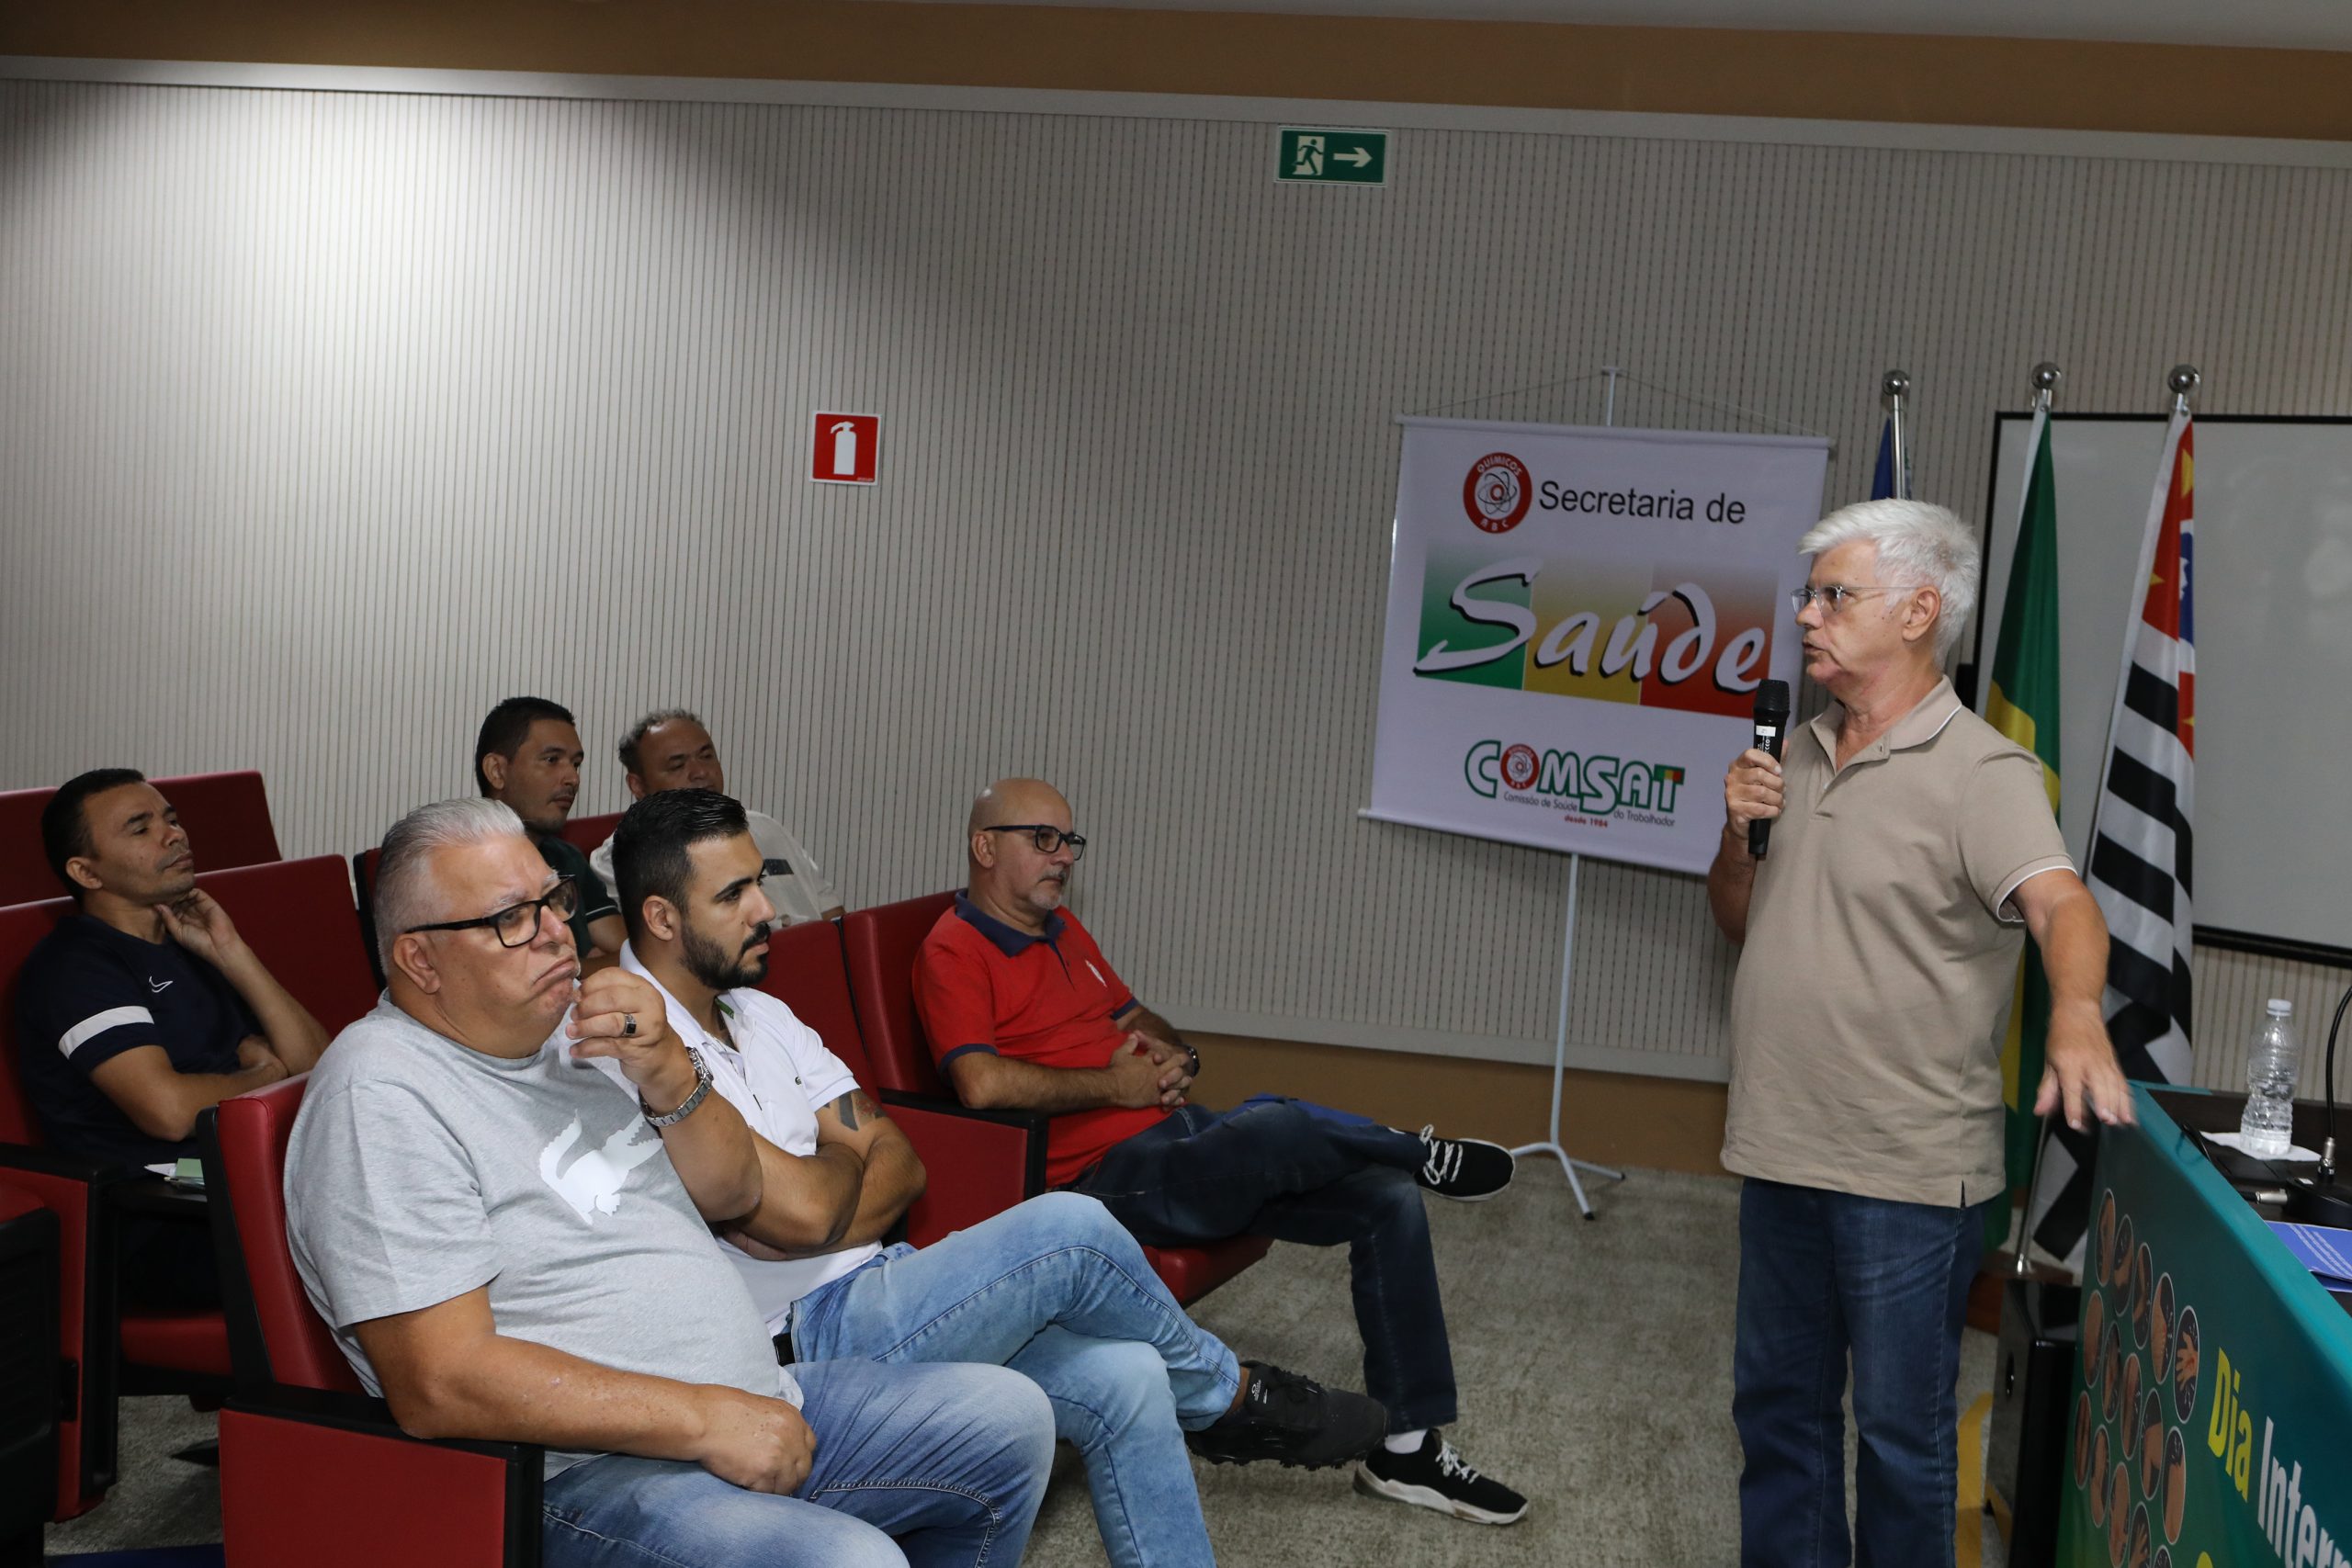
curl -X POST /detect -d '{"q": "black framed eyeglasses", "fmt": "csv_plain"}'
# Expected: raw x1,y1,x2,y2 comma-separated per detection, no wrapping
982,824,1087,860
404,876,580,947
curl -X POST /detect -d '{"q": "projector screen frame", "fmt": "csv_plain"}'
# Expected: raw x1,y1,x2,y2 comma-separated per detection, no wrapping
1970,410,2352,973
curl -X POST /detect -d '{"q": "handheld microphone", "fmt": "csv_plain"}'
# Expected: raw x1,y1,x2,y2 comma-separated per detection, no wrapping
1747,680,1792,859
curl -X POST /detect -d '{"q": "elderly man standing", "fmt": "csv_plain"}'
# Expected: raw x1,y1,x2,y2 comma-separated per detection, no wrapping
1708,499,2132,1568
286,798,1054,1568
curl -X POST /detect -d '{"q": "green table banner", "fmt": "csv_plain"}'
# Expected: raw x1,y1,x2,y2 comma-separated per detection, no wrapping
2060,1083,2352,1568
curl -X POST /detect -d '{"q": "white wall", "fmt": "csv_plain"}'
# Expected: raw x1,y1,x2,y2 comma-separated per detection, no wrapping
3,68,2348,1087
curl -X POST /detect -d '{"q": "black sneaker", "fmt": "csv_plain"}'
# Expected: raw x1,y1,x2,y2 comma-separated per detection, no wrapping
1185,1361,1387,1470
1413,1125,1515,1201
1354,1431,1529,1525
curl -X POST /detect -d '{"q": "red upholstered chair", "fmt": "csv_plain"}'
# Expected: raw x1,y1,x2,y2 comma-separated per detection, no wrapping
0,769,281,908
840,893,959,1100
752,919,1040,1246
0,1178,62,1564
0,785,57,908
352,846,388,988
557,812,621,854
0,854,372,1520
198,856,379,1032
200,1081,541,1567
150,771,282,874
840,894,1269,1305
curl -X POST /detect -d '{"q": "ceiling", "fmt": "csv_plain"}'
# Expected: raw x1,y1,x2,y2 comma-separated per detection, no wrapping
899,0,2352,51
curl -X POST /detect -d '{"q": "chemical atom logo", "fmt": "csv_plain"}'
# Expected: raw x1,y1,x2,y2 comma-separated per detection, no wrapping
1464,453,1532,533
1498,743,1541,792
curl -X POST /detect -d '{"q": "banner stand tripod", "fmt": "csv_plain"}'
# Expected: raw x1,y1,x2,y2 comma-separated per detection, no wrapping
1511,850,1625,1218
1507,366,1641,1218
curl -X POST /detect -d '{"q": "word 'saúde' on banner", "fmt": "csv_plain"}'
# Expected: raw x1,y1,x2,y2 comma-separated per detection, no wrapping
1368,417,1831,875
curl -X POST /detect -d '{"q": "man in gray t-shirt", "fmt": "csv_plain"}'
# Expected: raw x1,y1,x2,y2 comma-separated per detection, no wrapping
285,798,1051,1568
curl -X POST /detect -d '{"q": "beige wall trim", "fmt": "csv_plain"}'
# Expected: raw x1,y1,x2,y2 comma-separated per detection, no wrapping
1166,1006,1734,1082
6,53,2352,169
6,2,2352,142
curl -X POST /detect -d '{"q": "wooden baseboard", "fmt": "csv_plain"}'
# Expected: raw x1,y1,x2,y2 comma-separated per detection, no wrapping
1189,1031,1730,1178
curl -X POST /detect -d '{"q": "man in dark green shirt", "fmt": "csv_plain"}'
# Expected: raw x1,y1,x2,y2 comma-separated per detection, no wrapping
473,696,626,967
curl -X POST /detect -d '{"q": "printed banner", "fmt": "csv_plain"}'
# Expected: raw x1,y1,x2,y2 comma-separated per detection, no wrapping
2060,1085,2352,1568
1368,417,1830,874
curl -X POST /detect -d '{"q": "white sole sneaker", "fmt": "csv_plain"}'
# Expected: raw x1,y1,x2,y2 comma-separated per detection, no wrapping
1352,1464,1530,1525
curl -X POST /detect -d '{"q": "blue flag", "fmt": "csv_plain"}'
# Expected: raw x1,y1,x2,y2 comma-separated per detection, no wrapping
1871,418,1898,500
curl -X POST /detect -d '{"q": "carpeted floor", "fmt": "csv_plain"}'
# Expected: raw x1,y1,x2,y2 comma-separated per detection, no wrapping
47,1167,2009,1566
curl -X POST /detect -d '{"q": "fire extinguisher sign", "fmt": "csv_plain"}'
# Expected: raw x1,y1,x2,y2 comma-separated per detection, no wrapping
809,412,880,486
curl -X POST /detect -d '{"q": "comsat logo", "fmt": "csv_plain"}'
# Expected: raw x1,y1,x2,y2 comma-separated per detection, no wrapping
1465,739,1687,826
1463,453,1532,534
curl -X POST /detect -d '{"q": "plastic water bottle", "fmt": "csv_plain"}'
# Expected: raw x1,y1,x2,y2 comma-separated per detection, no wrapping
2238,999,2302,1157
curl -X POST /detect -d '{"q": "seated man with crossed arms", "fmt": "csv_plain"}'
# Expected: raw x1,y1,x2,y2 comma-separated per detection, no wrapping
607,788,1385,1568
914,777,1531,1527
285,797,1055,1568
15,768,328,1306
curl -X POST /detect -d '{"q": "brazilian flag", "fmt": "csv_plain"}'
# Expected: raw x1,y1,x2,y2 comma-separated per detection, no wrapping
1984,412,2063,1254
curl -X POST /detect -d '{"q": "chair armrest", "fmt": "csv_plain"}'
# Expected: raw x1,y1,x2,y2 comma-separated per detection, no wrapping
876,1092,1049,1139
878,1095,1049,1246
0,1144,117,1187
222,1387,542,1568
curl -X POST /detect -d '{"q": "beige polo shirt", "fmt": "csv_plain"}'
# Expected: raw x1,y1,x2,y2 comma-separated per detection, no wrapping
1720,677,2072,1209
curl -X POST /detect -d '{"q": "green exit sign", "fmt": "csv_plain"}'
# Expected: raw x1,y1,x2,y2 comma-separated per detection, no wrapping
1276,128,1388,186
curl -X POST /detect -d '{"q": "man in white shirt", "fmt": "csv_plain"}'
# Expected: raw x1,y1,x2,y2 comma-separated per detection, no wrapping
606,788,1387,1568
591,710,842,926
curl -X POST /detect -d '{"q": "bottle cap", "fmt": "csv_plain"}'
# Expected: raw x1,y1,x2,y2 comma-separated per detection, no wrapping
2267,998,2293,1015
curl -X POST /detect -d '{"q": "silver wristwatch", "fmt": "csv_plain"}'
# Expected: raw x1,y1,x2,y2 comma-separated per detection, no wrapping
641,1046,713,1129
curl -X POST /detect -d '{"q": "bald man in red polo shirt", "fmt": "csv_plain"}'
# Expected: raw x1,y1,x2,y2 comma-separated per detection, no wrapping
914,777,1532,1527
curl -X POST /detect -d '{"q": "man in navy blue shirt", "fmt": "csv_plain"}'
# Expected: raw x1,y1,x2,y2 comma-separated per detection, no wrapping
15,769,330,1305
473,697,627,970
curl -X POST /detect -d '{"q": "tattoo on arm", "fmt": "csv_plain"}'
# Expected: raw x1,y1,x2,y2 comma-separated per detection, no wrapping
829,1089,884,1132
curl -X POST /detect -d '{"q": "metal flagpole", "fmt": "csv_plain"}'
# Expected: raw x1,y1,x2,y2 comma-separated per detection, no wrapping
1508,370,1632,1219
1883,369,1911,498
2009,360,2064,1277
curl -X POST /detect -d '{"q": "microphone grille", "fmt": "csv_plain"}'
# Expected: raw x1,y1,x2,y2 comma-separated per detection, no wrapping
1754,679,1792,721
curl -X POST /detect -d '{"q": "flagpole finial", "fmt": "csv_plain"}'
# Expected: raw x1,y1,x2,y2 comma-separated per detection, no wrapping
2166,364,2201,400
1881,369,1910,404
2031,362,2063,394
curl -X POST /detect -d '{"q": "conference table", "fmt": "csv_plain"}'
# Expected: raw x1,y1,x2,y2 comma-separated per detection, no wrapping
2058,1083,2352,1568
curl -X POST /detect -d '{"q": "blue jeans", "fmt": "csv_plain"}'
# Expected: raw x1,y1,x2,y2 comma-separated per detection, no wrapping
539,1357,1053,1568
1070,1096,1457,1430
791,1190,1241,1568
1732,1179,1996,1568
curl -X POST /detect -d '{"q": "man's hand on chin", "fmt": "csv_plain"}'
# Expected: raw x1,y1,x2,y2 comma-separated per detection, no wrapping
568,969,692,1104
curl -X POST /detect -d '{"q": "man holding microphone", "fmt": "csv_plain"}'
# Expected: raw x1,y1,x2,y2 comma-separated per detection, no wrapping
1707,498,2132,1568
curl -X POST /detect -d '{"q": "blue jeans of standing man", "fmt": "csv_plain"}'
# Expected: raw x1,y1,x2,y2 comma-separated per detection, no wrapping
791,1190,1244,1568
1071,1096,1457,1432
539,1356,1053,1568
1732,1179,1997,1568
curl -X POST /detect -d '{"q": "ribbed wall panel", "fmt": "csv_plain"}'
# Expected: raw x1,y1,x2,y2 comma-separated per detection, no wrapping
4,79,2349,1084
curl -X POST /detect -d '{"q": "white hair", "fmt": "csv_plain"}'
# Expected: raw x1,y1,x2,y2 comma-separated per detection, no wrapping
373,797,526,968
1797,498,1980,662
